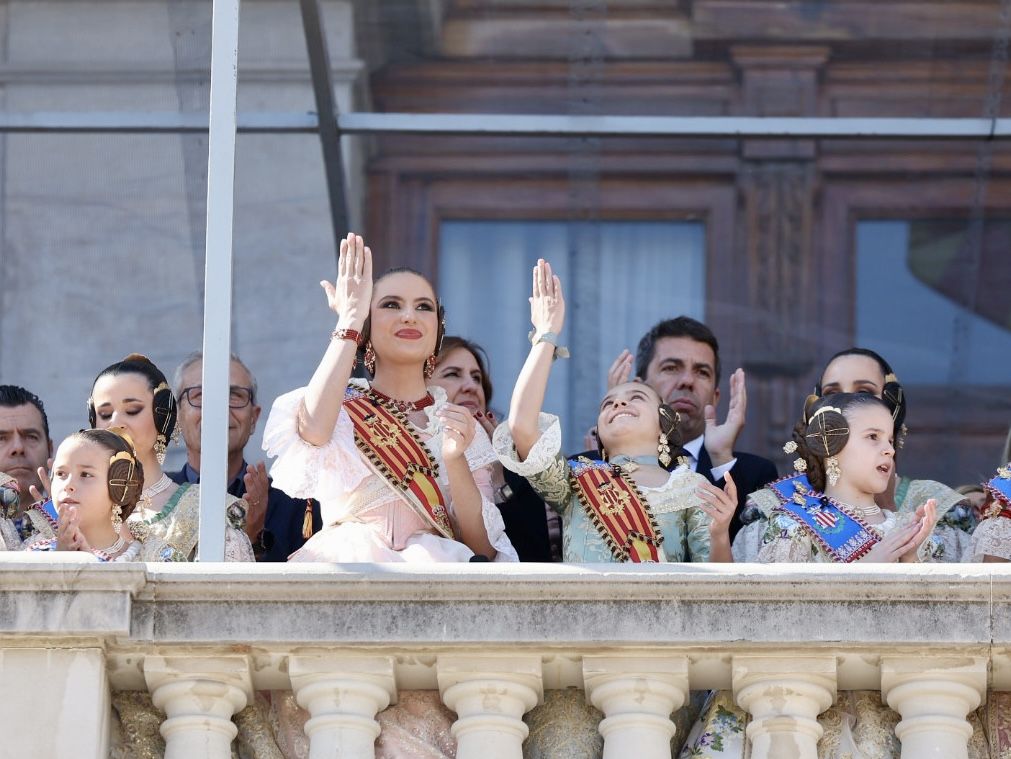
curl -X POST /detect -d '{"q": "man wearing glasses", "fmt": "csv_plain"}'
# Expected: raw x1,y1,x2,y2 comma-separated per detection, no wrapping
169,352,320,561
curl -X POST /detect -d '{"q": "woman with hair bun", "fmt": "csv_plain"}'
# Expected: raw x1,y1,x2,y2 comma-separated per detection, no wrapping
89,353,253,561
25,429,182,561
263,233,515,563
757,392,938,563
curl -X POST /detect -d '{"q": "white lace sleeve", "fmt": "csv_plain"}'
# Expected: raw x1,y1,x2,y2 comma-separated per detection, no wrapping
470,466,519,562
224,525,255,562
969,517,1011,562
492,413,563,477
464,423,498,471
262,386,372,502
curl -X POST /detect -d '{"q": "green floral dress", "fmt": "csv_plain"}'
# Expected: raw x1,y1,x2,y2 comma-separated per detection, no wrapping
493,413,713,563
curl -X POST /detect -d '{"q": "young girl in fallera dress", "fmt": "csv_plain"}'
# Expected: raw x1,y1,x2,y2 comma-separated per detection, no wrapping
679,393,956,759
25,429,180,562
732,349,971,562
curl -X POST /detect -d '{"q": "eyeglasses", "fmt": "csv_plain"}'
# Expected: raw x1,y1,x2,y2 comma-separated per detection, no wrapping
179,386,255,409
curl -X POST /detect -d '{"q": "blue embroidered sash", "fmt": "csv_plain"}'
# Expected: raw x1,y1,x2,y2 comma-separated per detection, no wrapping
770,477,880,563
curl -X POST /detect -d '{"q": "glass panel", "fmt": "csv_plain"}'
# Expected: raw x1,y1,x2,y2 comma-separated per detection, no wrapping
438,219,705,450
857,220,1011,385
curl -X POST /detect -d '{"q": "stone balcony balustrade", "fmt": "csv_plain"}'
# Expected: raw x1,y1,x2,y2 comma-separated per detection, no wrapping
2,556,1010,759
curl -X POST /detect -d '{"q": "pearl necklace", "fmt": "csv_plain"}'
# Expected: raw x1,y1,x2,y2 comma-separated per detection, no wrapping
139,473,174,512
828,496,882,520
92,532,128,562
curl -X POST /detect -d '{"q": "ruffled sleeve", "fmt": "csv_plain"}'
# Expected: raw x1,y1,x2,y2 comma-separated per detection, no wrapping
493,413,562,476
469,465,519,562
262,385,372,503
464,421,498,472
492,415,572,513
969,516,1011,561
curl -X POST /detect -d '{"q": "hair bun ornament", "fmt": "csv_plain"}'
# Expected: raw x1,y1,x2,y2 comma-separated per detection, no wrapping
802,394,821,425
804,405,849,458
123,352,153,364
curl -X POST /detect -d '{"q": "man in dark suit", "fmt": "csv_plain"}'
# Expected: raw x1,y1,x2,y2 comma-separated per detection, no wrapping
607,316,778,543
168,352,321,561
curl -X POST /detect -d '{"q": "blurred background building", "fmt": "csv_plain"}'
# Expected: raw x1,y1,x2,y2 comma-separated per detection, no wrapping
4,0,1011,488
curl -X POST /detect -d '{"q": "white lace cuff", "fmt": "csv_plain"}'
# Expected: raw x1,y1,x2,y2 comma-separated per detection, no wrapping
492,413,563,477
970,516,1011,561
262,386,372,502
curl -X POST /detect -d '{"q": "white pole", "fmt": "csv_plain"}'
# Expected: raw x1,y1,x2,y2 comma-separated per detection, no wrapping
197,0,241,562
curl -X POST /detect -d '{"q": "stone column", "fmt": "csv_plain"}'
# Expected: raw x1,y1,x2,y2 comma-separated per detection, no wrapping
582,655,689,759
144,655,252,759
0,648,111,759
732,655,836,759
881,656,986,759
289,655,396,759
437,655,543,759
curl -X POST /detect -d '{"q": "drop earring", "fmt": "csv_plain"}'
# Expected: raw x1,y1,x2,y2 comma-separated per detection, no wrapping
658,433,672,468
364,342,376,374
825,456,841,487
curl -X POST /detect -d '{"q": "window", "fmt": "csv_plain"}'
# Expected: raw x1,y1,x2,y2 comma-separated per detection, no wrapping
439,219,705,450
856,219,1011,385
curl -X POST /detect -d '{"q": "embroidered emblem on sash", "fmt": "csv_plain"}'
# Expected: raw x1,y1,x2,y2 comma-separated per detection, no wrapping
569,457,665,563
344,386,455,539
769,474,879,563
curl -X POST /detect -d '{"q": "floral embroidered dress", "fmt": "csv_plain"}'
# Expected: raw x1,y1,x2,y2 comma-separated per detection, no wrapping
25,531,184,562
733,474,965,562
126,482,254,562
756,494,942,564
0,471,59,551
968,466,1011,562
263,380,517,563
492,413,712,563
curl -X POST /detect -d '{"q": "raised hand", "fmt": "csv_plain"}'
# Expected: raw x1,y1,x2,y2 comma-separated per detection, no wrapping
703,368,747,467
607,349,634,389
529,259,565,338
439,403,477,461
320,233,373,327
696,471,738,538
28,459,53,504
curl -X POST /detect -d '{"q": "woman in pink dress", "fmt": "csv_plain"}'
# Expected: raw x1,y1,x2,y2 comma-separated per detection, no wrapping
264,232,517,564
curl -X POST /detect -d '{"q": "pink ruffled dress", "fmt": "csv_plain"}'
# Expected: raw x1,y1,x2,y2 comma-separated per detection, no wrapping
263,380,518,563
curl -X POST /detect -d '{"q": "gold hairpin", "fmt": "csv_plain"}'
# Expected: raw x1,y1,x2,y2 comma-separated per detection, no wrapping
808,406,842,422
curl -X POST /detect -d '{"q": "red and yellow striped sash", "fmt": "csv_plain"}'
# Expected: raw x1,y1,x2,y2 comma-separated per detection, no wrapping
569,458,664,562
344,389,455,540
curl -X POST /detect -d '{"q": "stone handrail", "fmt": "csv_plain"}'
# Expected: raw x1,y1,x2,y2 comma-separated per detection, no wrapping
2,556,1010,758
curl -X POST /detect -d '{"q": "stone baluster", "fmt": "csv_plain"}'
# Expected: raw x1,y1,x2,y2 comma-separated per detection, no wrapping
732,655,836,759
289,655,396,759
437,655,542,759
144,655,252,759
881,656,986,759
582,655,689,759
